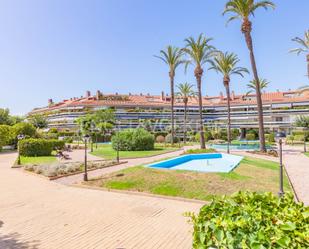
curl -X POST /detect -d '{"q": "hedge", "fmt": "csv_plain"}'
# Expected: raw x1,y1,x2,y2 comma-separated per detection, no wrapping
245,133,256,141
265,133,275,143
111,128,154,151
19,139,65,156
188,191,309,248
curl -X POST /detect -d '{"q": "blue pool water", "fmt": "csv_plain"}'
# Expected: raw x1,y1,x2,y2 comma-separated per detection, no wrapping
147,153,243,173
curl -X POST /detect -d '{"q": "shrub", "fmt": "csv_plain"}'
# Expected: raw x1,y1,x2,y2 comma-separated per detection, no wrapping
292,130,309,141
18,139,65,156
204,131,213,142
156,135,165,143
246,133,256,141
266,133,275,143
0,125,12,149
231,128,240,140
294,134,305,142
165,133,179,144
111,128,154,151
188,191,309,249
11,122,36,138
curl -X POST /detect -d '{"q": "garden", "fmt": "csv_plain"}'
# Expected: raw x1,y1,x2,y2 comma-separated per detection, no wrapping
85,156,291,201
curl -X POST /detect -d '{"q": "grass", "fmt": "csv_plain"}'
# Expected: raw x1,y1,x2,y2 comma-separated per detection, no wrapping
305,152,309,157
90,143,179,159
20,156,57,165
86,156,292,201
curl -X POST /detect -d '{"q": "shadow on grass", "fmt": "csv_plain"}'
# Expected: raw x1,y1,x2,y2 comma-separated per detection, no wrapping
0,220,40,249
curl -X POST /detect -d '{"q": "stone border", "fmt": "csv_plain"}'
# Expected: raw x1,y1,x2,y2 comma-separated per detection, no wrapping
72,183,208,205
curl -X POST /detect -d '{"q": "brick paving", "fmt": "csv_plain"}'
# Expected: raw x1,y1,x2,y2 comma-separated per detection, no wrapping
0,152,201,249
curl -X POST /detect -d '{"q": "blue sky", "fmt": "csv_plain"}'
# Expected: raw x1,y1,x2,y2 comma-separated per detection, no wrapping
0,0,308,115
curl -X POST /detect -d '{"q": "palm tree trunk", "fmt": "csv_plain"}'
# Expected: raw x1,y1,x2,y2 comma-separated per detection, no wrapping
184,99,188,144
170,75,175,145
242,19,266,152
307,54,309,78
225,82,231,154
196,75,206,149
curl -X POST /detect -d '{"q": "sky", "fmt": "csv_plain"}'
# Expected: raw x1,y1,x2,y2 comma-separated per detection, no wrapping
0,0,308,115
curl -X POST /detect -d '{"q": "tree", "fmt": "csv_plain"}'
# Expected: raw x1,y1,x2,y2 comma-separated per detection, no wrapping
28,114,48,129
294,116,309,128
183,34,215,149
223,0,275,152
0,108,11,125
290,30,309,79
177,83,196,144
155,46,185,145
0,125,12,150
246,78,269,95
209,52,249,153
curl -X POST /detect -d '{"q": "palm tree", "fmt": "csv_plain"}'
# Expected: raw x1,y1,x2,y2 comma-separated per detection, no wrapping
209,52,249,153
183,34,215,149
246,78,269,95
290,30,309,79
155,46,185,145
177,83,196,144
223,0,275,152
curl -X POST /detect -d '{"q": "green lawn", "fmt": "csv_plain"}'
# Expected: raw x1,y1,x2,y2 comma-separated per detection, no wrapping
20,156,57,165
90,143,179,159
305,152,309,157
86,156,291,201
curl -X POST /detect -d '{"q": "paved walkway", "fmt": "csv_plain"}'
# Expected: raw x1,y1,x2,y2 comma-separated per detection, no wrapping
55,147,194,185
0,152,202,249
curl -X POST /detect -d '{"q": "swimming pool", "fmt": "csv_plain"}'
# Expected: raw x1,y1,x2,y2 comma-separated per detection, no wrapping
147,153,243,173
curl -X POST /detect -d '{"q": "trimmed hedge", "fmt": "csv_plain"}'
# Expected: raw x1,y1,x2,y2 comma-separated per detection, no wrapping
188,191,309,248
19,139,65,156
111,128,154,151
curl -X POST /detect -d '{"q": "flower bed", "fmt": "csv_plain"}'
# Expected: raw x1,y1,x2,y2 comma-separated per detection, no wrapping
23,160,120,179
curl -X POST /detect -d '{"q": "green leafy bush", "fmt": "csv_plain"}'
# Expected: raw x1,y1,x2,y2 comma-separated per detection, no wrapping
188,191,309,249
231,129,240,140
265,133,275,143
292,131,309,141
12,122,36,138
111,128,154,151
19,139,65,156
165,133,179,144
0,125,12,149
204,131,213,142
294,134,305,142
246,133,256,141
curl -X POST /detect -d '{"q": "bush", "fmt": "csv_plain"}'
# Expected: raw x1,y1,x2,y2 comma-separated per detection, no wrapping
155,135,165,143
246,133,256,141
165,133,179,144
265,133,275,143
0,125,12,148
231,129,240,140
188,191,309,249
292,131,309,141
294,134,305,142
19,139,65,156
111,128,154,151
204,131,213,142
12,122,36,138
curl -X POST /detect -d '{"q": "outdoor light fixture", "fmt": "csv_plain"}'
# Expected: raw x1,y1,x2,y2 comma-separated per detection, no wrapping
17,134,25,165
275,134,284,197
83,134,90,181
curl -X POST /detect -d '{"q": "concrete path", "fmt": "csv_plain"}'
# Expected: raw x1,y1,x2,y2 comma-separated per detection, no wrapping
54,147,192,185
0,152,201,249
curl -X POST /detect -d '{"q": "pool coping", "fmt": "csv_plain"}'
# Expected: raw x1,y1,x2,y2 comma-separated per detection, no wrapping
146,153,244,173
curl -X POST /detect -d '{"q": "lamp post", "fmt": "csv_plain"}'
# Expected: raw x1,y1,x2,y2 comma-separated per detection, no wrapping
116,122,120,163
17,134,25,165
83,134,90,181
275,135,284,198
304,141,307,153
